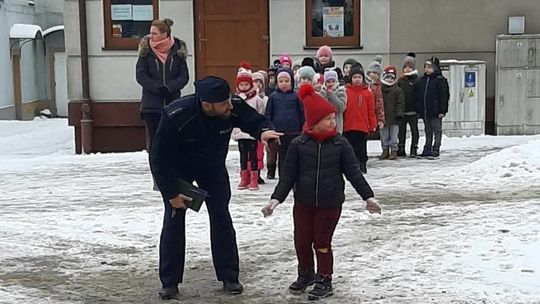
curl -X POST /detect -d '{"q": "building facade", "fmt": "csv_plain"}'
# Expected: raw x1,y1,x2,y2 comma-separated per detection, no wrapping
0,0,65,120
63,0,540,153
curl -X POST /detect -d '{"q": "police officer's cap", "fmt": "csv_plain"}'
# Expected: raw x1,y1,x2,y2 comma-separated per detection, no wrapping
195,76,231,103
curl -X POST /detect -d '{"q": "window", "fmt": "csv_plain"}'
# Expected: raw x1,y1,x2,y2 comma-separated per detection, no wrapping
103,0,159,50
305,0,360,48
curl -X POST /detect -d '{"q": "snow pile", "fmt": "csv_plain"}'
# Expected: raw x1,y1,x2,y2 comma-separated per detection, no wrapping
458,138,540,185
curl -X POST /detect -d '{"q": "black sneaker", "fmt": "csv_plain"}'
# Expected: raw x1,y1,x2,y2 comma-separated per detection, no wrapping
158,287,178,300
397,147,406,157
307,277,333,300
223,281,243,294
289,270,316,294
431,147,440,157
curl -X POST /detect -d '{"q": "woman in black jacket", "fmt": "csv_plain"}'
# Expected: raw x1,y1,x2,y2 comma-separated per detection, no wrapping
262,84,381,301
136,18,189,150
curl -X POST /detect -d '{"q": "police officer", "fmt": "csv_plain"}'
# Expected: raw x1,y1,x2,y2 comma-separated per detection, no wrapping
150,76,282,300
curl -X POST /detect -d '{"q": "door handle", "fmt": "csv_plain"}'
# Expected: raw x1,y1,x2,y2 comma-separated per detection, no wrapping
499,95,504,108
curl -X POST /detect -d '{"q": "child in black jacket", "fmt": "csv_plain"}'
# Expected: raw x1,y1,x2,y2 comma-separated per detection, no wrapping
262,84,381,301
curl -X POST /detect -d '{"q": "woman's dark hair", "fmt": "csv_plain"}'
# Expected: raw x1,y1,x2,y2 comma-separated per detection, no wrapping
151,18,174,37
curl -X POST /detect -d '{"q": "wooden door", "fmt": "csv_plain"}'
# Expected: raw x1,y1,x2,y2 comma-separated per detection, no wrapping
195,0,269,89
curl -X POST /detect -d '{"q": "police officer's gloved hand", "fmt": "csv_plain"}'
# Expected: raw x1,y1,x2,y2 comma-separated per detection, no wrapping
366,198,382,214
262,199,280,217
159,85,171,97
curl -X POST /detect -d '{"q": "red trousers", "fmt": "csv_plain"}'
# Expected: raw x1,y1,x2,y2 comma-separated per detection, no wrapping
293,203,342,277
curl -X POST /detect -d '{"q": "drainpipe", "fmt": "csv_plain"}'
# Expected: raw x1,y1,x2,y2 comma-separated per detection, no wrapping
79,0,92,154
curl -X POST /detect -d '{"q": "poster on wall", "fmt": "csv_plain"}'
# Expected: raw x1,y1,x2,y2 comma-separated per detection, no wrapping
322,7,344,37
132,5,153,21
111,4,132,21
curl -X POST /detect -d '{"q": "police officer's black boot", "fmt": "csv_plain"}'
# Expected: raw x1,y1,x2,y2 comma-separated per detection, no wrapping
158,286,178,300
289,268,316,294
267,164,276,179
223,280,243,294
307,275,333,300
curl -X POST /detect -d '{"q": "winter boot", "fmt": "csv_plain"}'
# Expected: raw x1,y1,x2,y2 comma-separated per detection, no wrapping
307,275,333,300
223,281,243,294
267,164,276,180
397,145,406,157
431,146,440,157
379,148,390,160
158,287,179,300
409,146,418,158
359,162,367,174
249,170,259,190
419,145,432,157
237,170,250,190
289,269,317,294
388,150,398,160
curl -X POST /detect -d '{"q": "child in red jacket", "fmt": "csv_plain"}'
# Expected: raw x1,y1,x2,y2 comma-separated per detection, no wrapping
342,64,377,173
262,84,381,300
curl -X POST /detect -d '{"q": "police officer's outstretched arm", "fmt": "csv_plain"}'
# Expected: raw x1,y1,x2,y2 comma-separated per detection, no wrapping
149,111,182,200
231,96,282,143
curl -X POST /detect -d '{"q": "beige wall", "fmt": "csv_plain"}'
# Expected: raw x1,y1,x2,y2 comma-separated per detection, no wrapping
389,0,540,98
64,0,195,105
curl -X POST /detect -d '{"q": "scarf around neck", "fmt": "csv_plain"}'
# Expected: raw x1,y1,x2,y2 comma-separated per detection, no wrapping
150,36,174,64
303,125,338,143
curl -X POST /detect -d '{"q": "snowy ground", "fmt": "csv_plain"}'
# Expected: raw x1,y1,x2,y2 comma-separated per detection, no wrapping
1,118,539,304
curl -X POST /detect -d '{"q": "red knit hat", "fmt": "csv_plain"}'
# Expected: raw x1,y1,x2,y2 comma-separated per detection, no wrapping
298,84,336,129
235,61,254,92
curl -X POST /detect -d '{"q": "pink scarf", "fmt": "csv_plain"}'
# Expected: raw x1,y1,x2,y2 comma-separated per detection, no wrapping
150,36,174,64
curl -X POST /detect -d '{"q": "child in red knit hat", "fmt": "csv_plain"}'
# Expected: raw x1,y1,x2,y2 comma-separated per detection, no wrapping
231,61,266,190
262,84,381,301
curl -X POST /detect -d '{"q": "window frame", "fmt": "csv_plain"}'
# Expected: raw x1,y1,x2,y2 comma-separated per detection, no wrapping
305,0,361,48
103,0,159,50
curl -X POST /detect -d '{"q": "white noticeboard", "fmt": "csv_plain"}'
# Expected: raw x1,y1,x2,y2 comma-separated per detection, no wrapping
111,4,132,21
132,5,153,21
322,7,344,37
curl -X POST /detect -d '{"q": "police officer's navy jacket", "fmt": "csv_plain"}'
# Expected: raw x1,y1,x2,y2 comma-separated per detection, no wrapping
150,94,273,199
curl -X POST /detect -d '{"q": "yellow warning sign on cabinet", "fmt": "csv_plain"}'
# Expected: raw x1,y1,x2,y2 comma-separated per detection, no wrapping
468,89,475,97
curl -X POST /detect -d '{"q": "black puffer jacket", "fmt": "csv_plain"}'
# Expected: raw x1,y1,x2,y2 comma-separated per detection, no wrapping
271,134,374,208
136,36,189,115
415,68,449,119
398,74,419,113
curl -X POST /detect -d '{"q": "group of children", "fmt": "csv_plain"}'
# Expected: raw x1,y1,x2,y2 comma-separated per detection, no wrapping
233,47,422,192
230,46,444,300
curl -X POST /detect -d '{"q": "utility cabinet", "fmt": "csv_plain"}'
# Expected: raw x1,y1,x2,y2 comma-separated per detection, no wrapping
439,60,486,137
496,34,540,135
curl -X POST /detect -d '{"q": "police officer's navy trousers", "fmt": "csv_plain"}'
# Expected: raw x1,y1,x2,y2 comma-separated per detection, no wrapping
158,166,240,288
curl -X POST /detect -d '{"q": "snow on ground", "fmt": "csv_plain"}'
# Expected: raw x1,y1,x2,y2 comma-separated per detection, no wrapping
0,119,539,304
